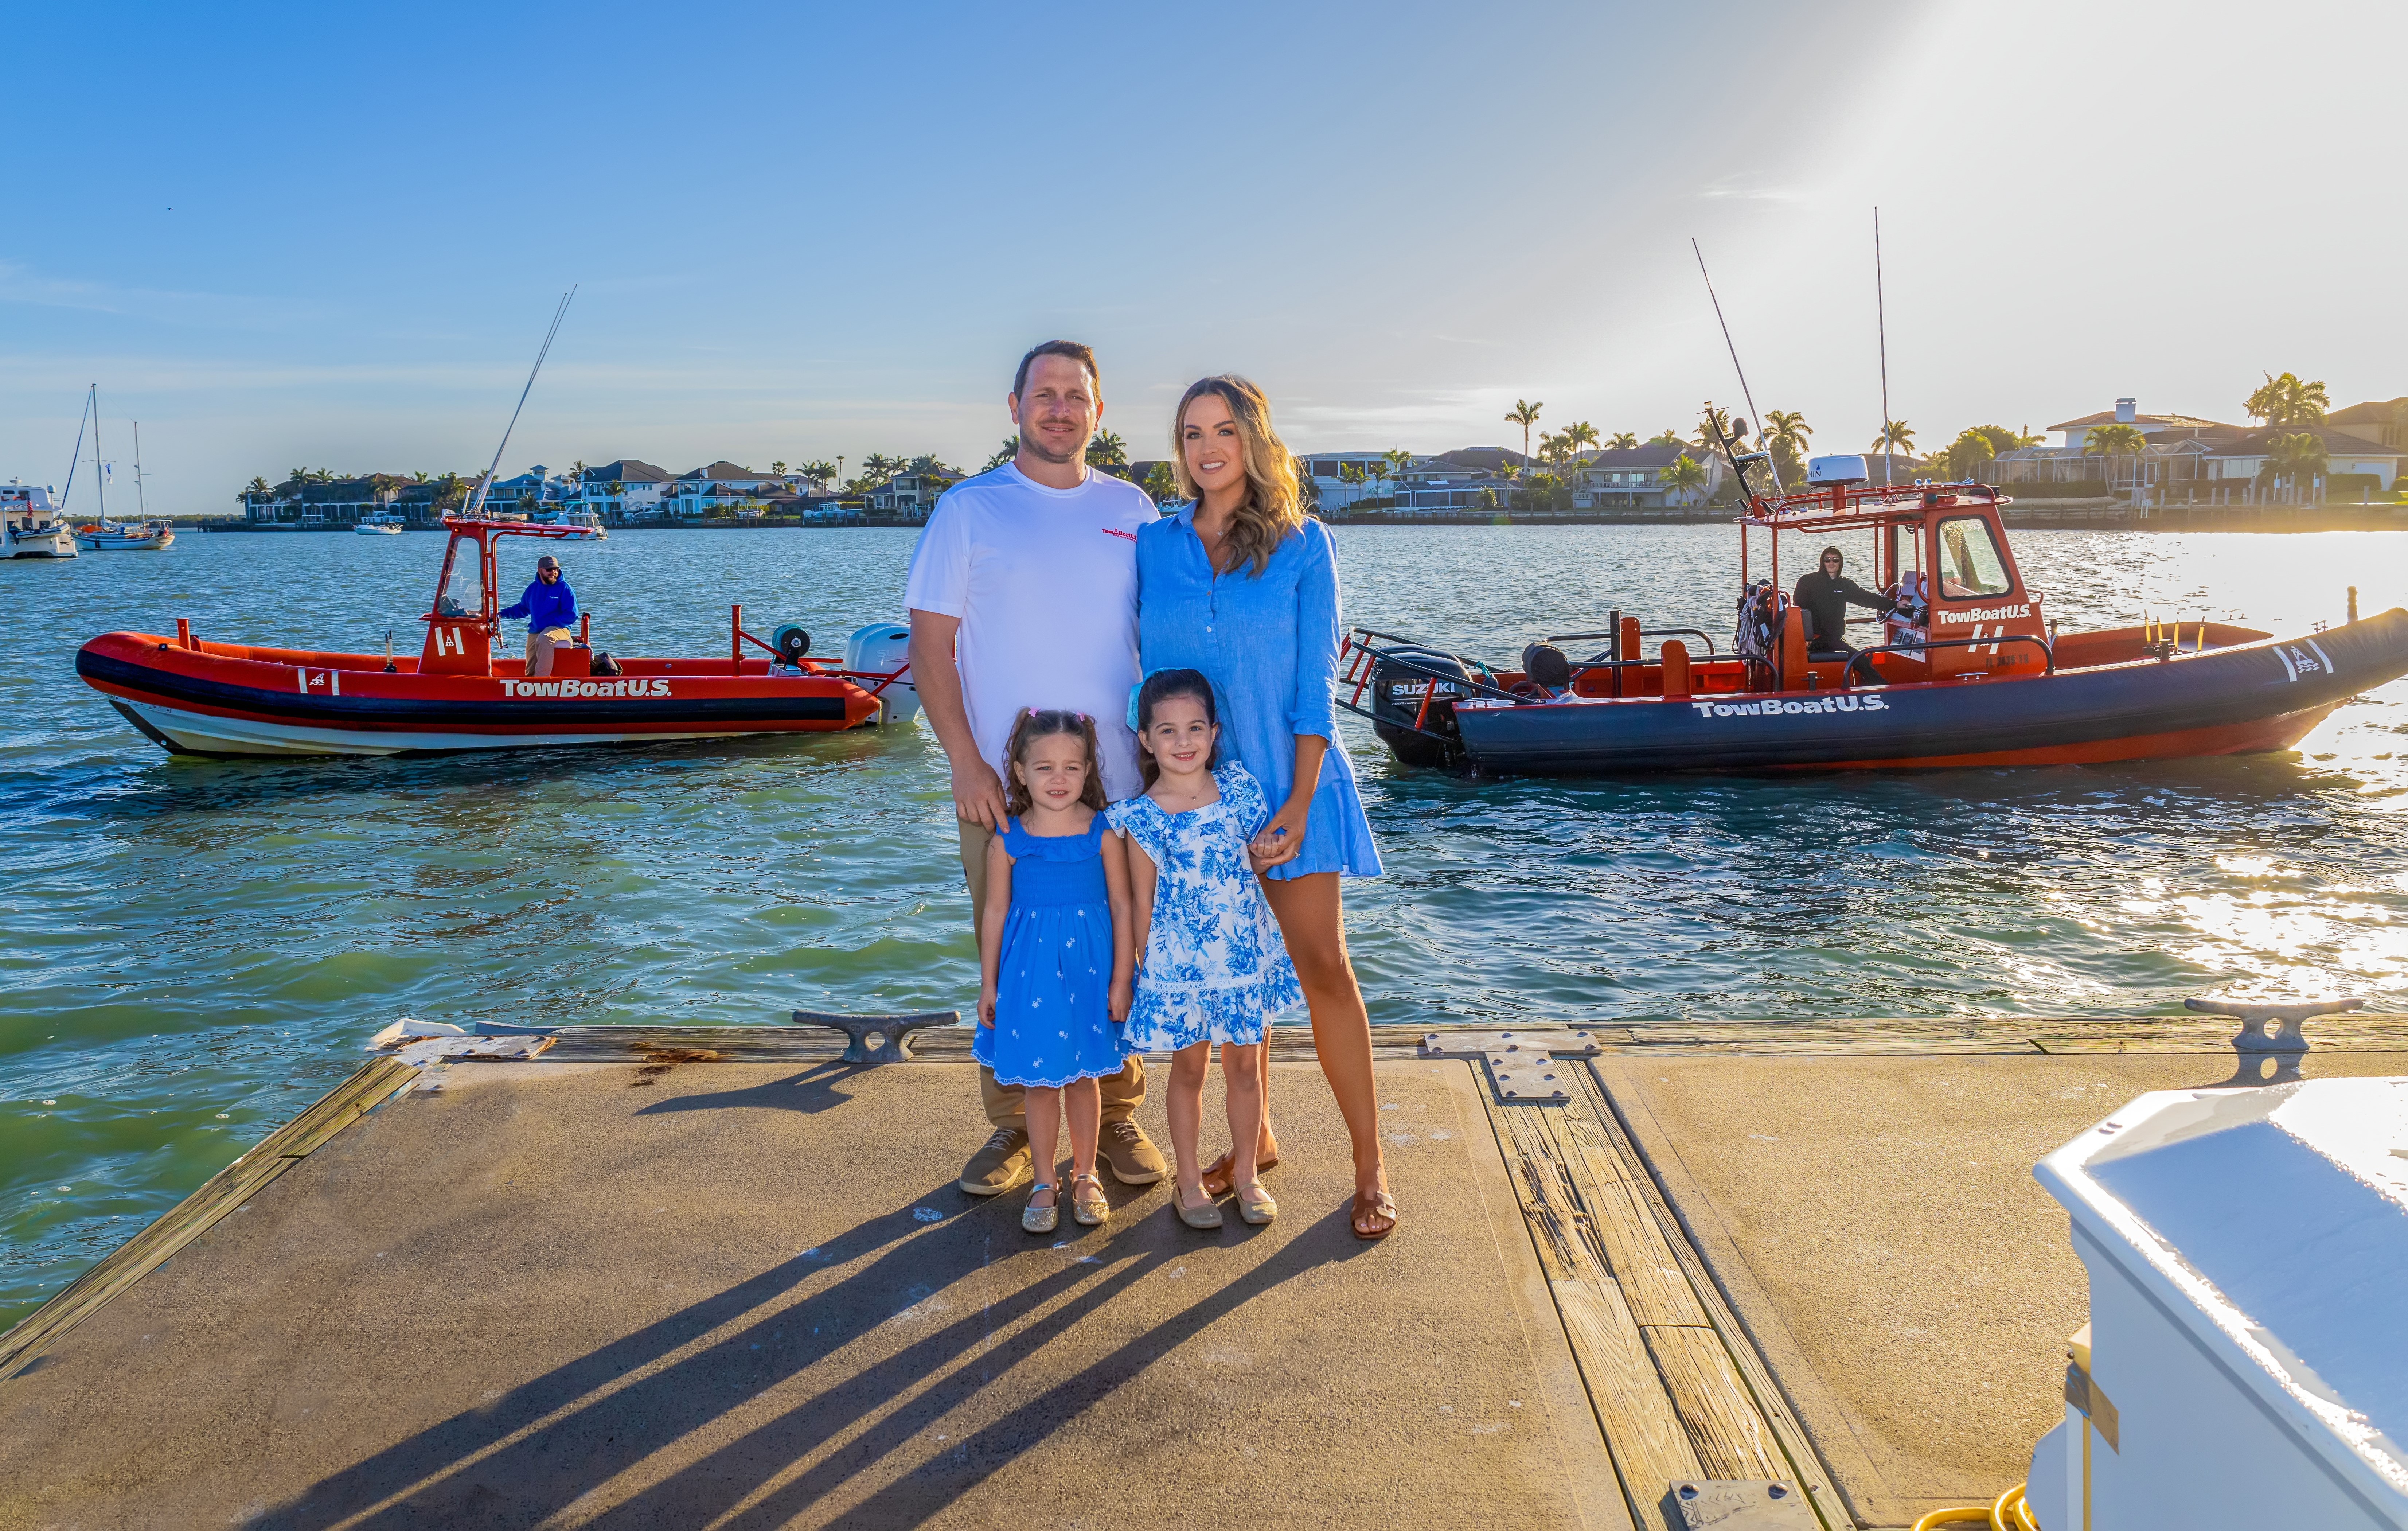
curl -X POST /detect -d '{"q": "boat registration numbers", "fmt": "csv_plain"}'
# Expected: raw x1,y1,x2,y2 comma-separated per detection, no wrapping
1687,696,1889,718
500,678,674,698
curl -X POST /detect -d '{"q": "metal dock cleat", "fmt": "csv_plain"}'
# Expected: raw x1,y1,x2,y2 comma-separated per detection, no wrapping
792,1009,959,1063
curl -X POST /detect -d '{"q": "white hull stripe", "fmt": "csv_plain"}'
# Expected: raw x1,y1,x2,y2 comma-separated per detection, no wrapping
125,699,755,757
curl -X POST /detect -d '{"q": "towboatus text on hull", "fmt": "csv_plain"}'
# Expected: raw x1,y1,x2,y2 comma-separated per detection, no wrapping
77,515,914,757
1347,453,2408,776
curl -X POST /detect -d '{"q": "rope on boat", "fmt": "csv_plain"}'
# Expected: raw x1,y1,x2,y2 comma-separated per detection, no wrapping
1910,1481,2037,1531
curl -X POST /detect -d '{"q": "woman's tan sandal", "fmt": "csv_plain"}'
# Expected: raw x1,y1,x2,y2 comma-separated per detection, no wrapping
1069,1172,1111,1227
1171,1184,1224,1230
1236,1183,1277,1226
1199,1148,1280,1199
1023,1180,1062,1235
1351,1189,1398,1242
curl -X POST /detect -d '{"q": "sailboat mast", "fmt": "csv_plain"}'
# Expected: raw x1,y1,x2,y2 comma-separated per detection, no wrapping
94,388,107,520
133,421,147,519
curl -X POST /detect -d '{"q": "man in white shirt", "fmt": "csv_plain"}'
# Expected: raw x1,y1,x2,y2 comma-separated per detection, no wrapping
905,341,1166,1197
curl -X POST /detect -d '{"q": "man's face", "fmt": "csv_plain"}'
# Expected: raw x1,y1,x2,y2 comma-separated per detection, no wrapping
538,562,560,583
1821,553,1842,577
1008,355,1099,467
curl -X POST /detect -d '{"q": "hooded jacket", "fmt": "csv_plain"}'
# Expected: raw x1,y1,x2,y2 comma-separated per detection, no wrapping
501,576,578,632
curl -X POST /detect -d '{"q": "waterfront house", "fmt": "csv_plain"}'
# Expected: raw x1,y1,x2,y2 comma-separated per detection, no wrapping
2327,398,2408,449
1570,442,1728,510
2204,425,2405,502
666,462,792,519
867,465,964,521
574,460,673,522
1299,450,1409,513
1985,399,2243,502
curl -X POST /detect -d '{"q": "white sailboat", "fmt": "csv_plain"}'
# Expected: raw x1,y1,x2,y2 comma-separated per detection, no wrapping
69,392,173,551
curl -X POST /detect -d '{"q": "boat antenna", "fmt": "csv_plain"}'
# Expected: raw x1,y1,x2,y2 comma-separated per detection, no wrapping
133,420,147,519
1690,239,1780,494
1874,207,1892,487
59,386,93,513
464,286,577,519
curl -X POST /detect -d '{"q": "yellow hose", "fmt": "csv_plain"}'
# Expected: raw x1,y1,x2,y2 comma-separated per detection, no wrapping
1909,1482,2034,1531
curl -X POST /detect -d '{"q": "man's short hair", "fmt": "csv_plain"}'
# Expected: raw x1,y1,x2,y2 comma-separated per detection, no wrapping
1014,340,1099,400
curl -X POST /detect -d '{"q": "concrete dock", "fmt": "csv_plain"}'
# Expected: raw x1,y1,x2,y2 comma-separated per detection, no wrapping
5,1015,2404,1529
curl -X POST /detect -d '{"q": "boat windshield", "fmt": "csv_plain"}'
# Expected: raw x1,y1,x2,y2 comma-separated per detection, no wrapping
1935,516,2012,598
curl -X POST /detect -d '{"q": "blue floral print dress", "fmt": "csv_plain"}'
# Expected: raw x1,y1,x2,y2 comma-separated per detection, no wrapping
975,815,1125,1089
1108,763,1303,1051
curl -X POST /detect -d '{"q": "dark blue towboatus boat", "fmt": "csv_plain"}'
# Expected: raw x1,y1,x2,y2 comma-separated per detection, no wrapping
1345,455,2408,776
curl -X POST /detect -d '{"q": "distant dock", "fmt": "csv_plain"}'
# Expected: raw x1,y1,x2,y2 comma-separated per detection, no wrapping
6,1014,2407,1528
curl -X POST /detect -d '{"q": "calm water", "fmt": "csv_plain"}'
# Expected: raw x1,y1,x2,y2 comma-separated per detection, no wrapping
5,522,2407,1324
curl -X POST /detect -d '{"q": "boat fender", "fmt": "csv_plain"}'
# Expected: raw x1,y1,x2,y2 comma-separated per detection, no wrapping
1519,643,1572,693
590,650,623,677
770,623,811,663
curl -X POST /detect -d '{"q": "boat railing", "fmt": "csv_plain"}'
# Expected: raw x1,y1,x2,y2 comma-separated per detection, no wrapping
1839,634,2055,689
1545,626,1723,658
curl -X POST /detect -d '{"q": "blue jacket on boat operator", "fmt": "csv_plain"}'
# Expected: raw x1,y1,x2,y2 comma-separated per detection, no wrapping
500,577,578,632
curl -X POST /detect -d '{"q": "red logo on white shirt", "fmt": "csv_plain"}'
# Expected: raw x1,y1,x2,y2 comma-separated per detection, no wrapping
1102,527,1136,541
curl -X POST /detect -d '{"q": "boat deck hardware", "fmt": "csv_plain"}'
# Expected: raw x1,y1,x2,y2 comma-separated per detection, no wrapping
2182,994,2363,1053
792,1009,960,1063
1668,1478,1816,1530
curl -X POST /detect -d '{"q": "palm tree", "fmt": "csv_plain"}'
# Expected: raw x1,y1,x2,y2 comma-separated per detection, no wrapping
1504,400,1543,464
1868,420,1916,479
1564,421,1600,459
2083,422,2147,458
1382,448,1414,504
1086,431,1129,471
798,460,838,491
861,453,899,483
983,438,1018,472
1658,454,1708,505
1650,428,1684,445
1141,461,1182,507
1941,429,1999,483
770,460,786,475
244,475,270,495
411,470,430,484
2260,431,2329,502
1693,404,1736,454
1608,432,1638,450
1337,461,1367,507
2244,372,2330,426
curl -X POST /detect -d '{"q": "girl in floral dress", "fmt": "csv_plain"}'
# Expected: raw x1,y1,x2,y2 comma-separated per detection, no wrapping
1109,668,1301,1229
976,709,1135,1235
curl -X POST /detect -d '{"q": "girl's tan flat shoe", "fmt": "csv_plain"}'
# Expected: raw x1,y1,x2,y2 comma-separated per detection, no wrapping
1171,1185,1224,1230
1069,1172,1110,1227
1236,1183,1277,1226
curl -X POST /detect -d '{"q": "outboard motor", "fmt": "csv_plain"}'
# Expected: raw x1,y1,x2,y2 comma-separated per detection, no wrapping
1518,642,1573,695
843,622,920,725
1369,646,1476,768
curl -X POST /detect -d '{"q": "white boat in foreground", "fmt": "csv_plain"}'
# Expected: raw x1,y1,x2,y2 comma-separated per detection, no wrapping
3,481,78,558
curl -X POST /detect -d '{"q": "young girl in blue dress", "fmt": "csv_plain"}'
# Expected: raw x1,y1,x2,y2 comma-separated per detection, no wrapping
1108,669,1302,1230
976,709,1135,1235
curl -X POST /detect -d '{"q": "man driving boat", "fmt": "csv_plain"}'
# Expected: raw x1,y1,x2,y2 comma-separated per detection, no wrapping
501,554,578,677
1793,545,1894,656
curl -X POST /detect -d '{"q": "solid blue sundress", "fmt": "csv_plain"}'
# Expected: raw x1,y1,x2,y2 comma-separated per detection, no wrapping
975,814,1126,1089
1108,763,1303,1051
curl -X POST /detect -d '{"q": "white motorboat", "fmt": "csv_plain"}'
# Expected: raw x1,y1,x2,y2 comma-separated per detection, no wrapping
534,506,606,540
355,512,404,535
3,481,78,558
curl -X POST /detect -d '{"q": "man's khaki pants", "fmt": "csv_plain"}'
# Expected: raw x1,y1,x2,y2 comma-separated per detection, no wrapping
962,819,1145,1130
526,627,574,677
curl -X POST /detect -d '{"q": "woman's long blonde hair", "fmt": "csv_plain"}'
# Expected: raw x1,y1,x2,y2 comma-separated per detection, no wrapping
1170,374,1307,577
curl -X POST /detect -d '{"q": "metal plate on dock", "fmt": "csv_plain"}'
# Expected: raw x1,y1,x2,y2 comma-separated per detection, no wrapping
1669,1479,1817,1529
1418,1028,1603,1059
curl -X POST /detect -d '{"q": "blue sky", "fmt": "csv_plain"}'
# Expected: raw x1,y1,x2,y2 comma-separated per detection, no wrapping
5,0,2402,510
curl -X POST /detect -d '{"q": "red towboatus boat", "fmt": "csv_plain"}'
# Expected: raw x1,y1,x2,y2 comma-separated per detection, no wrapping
77,516,901,757
1345,455,2408,775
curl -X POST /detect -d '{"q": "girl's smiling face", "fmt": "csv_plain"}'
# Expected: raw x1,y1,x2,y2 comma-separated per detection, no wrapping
1180,392,1246,499
1141,694,1217,779
1015,732,1090,811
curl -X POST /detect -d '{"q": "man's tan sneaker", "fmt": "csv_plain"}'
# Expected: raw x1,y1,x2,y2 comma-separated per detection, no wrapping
1100,1119,1166,1186
961,1127,1033,1196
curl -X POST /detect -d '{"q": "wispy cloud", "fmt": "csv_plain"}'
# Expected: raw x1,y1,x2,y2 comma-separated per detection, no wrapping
0,261,329,331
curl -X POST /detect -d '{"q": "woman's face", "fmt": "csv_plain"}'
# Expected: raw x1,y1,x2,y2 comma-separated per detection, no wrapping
1180,393,1246,500
1141,694,1217,778
1016,732,1090,811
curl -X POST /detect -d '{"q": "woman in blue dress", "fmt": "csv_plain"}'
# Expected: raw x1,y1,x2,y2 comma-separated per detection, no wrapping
1133,375,1395,1240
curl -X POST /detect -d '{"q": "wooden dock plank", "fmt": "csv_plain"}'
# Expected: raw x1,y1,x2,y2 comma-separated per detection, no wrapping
1545,1109,1707,1329
1641,1323,1784,1482
1571,1061,1851,1531
0,1056,419,1380
1480,1092,1699,1530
